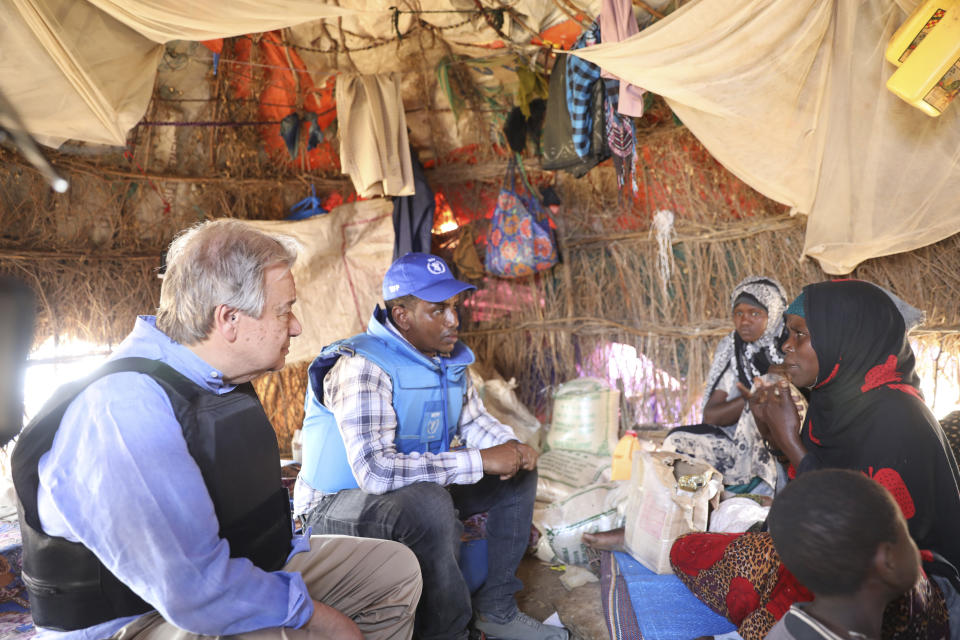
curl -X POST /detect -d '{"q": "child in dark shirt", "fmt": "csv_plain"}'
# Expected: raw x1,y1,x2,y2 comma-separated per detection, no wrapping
766,469,923,640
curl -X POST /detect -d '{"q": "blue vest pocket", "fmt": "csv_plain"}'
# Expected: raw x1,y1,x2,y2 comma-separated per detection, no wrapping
397,399,444,453
395,367,436,389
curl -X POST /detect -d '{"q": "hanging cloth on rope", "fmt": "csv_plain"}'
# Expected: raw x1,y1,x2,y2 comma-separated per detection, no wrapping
598,0,647,117
602,78,638,196
336,73,415,198
569,0,960,274
565,23,603,159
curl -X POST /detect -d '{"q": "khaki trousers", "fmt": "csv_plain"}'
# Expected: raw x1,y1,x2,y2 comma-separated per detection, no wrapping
110,535,421,640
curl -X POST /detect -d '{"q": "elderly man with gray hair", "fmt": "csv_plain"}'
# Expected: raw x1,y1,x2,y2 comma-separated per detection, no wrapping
12,219,421,640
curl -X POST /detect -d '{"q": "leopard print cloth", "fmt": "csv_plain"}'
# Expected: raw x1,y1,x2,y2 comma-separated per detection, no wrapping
669,532,949,640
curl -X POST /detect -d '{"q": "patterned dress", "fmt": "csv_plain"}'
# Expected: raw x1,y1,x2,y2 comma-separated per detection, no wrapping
663,276,789,490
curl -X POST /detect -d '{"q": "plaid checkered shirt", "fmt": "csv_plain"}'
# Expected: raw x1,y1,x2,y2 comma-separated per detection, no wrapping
565,22,602,158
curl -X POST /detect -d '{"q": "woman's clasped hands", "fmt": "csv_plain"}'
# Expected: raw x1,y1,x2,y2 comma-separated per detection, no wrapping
736,376,808,468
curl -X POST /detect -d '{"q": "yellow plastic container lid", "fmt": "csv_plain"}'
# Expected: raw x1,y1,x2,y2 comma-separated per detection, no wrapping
886,0,960,116
885,0,958,66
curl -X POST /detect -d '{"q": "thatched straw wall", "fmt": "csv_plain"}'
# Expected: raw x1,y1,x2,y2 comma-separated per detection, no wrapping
226,119,960,452
458,145,960,427
3,37,960,455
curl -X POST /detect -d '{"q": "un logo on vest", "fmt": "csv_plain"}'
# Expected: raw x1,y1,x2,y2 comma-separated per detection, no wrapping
425,411,441,436
426,258,446,275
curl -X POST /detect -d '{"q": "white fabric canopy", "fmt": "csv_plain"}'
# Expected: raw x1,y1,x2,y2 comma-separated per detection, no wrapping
3,0,163,146
0,0,386,147
573,0,960,274
84,0,377,43
0,0,586,148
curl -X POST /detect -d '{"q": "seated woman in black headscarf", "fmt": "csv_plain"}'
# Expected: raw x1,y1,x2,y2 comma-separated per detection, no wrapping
662,275,792,494
669,279,960,640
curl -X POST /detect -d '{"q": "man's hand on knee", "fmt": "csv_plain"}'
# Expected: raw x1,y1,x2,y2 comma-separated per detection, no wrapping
306,599,363,640
480,440,538,479
513,441,539,471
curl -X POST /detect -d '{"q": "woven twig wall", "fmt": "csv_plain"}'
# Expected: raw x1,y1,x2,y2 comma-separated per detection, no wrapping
5,34,960,452
252,126,960,451
457,127,819,426
454,126,960,428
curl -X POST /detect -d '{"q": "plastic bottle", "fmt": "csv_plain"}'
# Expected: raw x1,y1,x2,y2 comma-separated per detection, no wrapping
611,429,641,481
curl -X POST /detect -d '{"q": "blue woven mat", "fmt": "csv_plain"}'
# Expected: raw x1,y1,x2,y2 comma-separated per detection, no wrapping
600,551,643,640
613,551,736,640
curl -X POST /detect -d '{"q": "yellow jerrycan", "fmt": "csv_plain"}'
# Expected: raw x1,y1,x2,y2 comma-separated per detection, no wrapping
885,0,960,116
611,429,642,481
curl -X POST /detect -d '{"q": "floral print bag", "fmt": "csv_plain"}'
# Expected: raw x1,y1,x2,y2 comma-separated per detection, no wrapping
485,157,558,277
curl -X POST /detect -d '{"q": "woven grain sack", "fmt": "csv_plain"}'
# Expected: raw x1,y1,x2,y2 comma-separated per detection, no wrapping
547,377,620,456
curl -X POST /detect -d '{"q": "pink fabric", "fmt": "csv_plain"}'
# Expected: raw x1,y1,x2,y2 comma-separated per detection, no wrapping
599,0,646,117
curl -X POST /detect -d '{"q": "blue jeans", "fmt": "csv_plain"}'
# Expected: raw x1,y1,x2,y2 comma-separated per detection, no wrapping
301,469,538,640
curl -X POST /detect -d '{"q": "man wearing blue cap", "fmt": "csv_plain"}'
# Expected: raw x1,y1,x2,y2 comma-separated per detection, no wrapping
294,253,565,640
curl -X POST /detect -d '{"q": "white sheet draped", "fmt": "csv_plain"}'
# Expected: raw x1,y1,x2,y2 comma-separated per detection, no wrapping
0,0,385,146
572,0,960,273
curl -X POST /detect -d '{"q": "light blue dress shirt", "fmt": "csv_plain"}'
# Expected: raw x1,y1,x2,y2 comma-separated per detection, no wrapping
34,316,312,640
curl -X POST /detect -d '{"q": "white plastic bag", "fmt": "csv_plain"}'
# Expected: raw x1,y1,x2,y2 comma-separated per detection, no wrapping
474,373,543,450
623,450,722,574
538,482,628,566
708,497,770,533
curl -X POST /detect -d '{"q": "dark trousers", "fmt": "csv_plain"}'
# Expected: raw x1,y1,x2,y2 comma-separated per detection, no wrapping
302,469,538,640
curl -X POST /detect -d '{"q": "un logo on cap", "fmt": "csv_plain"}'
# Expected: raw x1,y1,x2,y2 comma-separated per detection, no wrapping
426,258,446,275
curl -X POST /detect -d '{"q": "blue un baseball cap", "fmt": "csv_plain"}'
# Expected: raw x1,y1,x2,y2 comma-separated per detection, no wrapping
382,253,476,303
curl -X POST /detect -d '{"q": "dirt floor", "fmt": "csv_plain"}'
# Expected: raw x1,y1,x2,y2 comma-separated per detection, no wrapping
516,554,609,640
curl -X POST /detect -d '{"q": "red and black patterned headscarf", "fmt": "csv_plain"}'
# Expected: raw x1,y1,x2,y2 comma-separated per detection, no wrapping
797,279,960,572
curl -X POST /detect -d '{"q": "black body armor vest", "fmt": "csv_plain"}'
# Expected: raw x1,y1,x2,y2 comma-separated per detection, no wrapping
11,357,292,631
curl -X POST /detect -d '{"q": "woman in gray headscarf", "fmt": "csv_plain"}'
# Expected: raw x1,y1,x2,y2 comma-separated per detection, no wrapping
662,276,791,493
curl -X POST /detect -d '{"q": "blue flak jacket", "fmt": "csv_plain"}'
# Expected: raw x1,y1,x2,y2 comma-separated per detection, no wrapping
301,306,474,493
